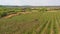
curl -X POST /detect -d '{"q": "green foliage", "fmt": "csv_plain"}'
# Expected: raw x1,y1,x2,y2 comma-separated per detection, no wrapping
39,8,47,12
26,7,31,11
0,7,22,18
21,7,31,12
0,12,7,17
7,10,17,14
0,5,3,7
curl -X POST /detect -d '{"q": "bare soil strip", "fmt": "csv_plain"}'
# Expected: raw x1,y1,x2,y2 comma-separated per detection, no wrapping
4,14,17,18
4,12,32,18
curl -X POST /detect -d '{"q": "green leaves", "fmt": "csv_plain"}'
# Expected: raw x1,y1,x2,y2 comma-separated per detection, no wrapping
39,8,47,12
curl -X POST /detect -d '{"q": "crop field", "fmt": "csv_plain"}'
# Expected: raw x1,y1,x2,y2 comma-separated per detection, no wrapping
0,7,60,34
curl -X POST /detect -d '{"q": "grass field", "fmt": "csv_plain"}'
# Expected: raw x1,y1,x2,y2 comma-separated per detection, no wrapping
0,7,60,34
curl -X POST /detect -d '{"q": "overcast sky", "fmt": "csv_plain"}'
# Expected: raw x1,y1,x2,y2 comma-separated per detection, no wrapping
0,0,60,6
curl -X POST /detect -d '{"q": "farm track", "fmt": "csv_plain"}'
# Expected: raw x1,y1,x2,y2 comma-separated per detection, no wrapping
4,12,32,18
4,11,46,19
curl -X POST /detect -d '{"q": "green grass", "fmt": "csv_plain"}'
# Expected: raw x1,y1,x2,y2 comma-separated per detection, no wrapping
0,8,60,34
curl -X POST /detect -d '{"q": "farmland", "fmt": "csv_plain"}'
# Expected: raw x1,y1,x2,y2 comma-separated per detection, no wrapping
0,6,60,34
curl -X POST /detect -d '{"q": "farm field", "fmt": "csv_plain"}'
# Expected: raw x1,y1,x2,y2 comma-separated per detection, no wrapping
0,7,60,34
